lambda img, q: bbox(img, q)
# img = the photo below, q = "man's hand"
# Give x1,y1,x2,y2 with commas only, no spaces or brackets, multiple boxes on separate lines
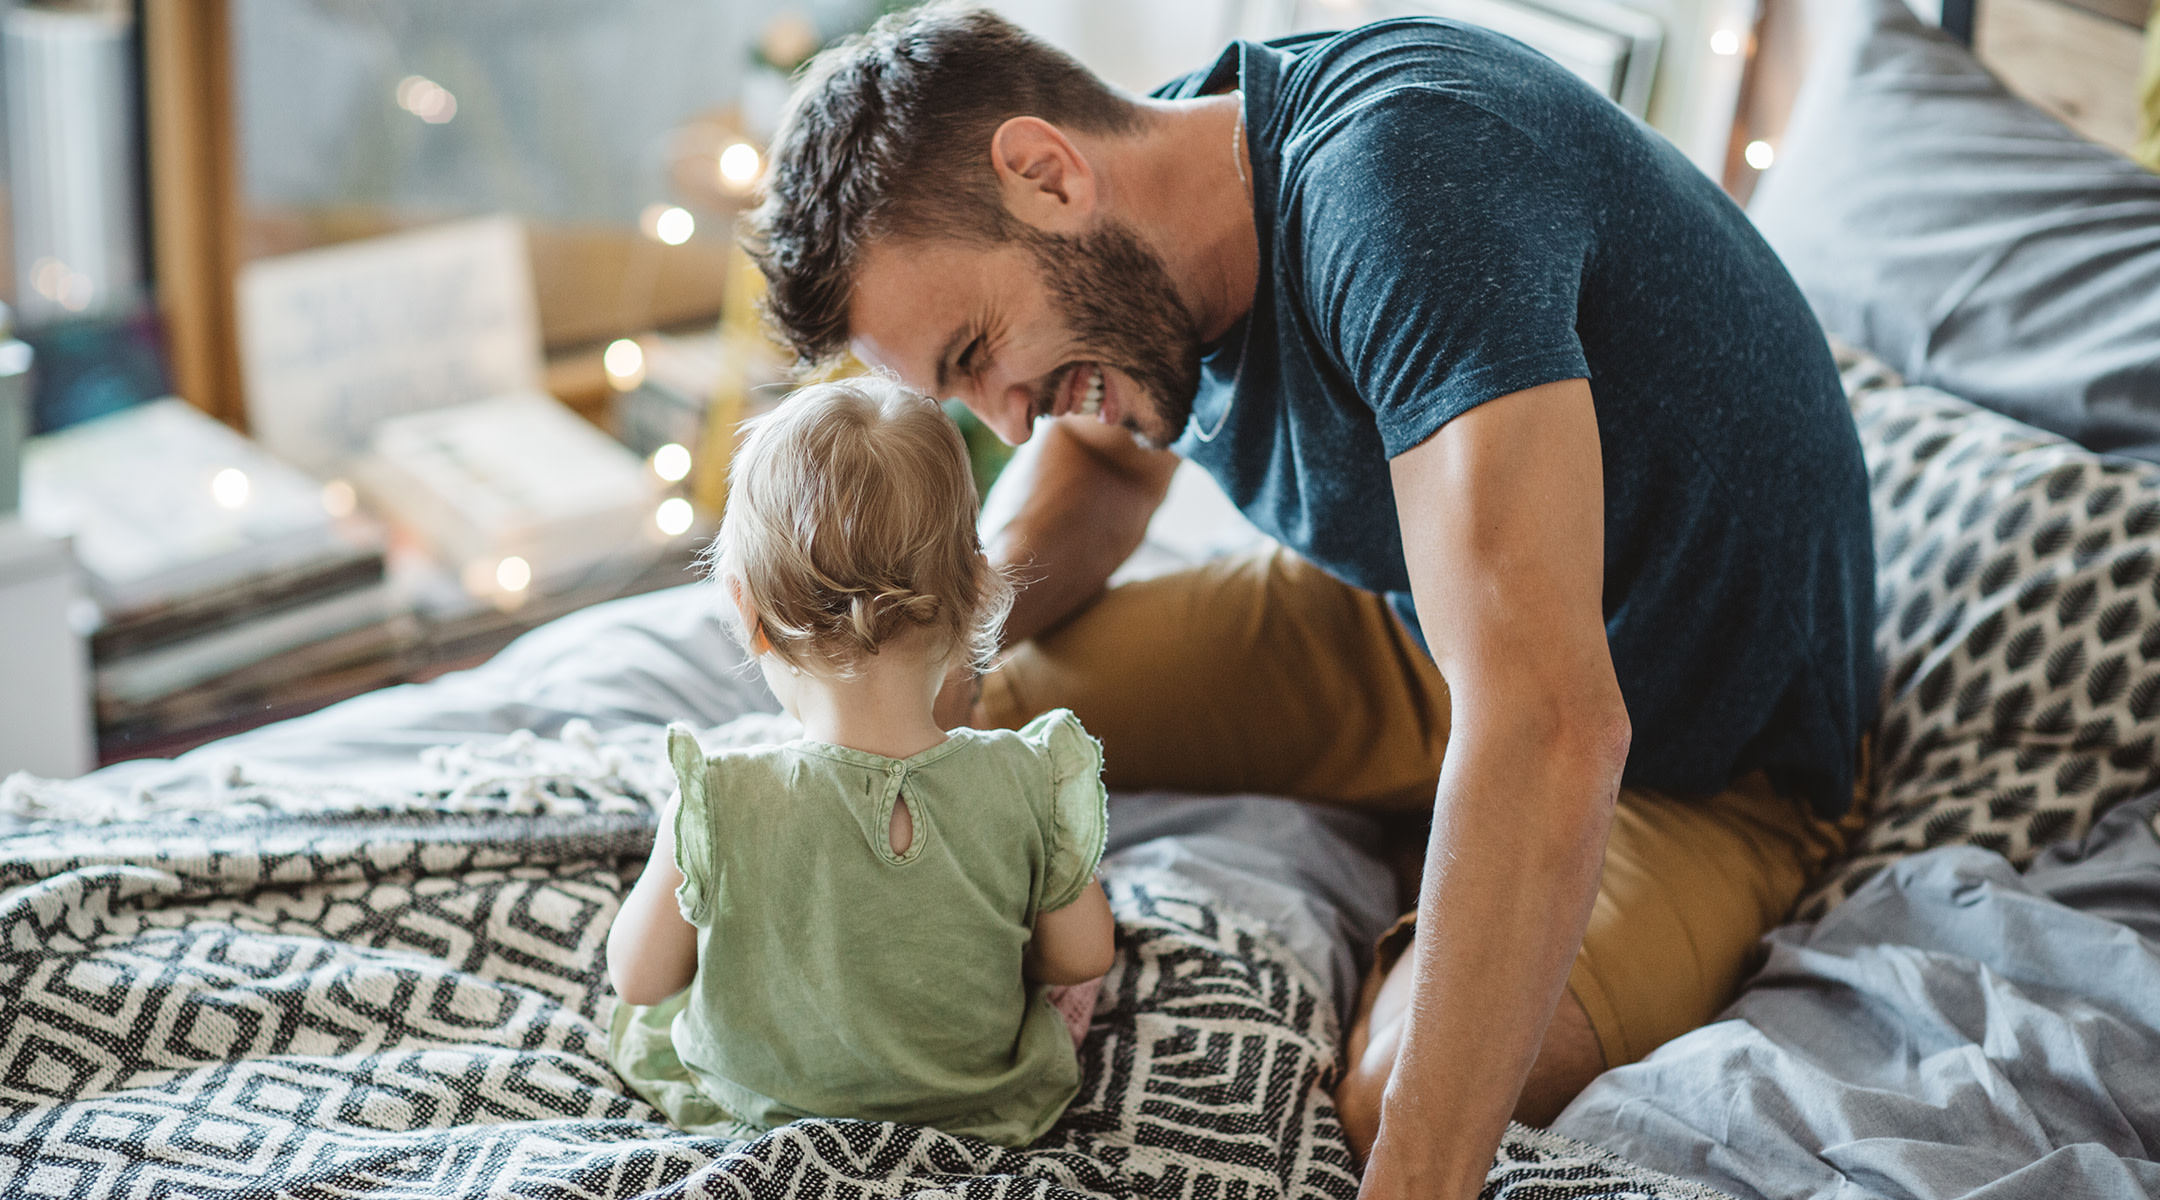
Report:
1360,378,1628,1200
980,416,1179,647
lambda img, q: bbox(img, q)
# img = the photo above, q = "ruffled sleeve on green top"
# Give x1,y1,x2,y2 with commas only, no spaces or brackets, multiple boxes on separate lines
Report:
666,723,717,926
1018,709,1108,915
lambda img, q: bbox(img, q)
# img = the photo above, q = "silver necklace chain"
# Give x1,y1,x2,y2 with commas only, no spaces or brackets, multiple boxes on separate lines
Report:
1190,95,1247,445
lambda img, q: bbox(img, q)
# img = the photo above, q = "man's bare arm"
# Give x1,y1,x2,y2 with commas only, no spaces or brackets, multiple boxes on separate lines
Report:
937,416,1177,728
981,416,1180,644
1362,378,1629,1200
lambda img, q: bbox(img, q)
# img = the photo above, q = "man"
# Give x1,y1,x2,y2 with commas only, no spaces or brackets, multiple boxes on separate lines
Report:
741,6,1876,1199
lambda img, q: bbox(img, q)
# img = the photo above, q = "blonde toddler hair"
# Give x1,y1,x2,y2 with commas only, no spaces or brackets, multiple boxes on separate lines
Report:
710,373,1013,675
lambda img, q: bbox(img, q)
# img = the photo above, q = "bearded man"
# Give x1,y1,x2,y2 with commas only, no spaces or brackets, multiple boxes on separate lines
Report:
741,6,1876,1198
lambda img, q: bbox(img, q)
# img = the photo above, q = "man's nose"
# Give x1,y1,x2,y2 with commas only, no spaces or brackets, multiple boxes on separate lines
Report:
975,379,1035,446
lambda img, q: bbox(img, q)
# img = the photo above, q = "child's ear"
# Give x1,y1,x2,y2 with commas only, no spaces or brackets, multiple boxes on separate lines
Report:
726,576,775,657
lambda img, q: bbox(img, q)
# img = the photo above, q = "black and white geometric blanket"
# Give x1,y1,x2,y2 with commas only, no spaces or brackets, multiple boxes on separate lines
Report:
0,730,1731,1200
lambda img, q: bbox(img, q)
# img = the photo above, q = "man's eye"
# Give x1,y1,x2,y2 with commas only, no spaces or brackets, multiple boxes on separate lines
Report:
960,337,986,376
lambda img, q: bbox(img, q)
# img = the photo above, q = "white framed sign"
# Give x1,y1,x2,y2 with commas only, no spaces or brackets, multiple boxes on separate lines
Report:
237,214,544,474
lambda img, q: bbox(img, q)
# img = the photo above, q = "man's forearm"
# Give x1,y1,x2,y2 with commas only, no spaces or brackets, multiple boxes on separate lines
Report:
991,522,1126,646
1363,368,1618,1200
980,418,1178,644
937,419,1177,729
1360,712,1622,1200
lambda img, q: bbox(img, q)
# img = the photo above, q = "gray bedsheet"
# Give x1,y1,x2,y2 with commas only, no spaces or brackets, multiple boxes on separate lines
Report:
1104,791,1399,1022
1554,793,2160,1200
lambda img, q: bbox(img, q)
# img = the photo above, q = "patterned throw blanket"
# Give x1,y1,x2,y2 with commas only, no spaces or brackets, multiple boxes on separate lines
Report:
0,729,1731,1200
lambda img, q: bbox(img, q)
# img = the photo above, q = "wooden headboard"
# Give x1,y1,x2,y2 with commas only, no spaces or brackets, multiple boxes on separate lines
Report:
1731,0,2151,200
1969,0,2151,152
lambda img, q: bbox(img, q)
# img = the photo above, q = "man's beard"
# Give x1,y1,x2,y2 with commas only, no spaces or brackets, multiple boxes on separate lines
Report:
1020,219,1204,449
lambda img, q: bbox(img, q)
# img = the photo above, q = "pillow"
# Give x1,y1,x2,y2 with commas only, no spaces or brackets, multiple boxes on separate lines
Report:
1749,0,2160,462
1803,347,2160,916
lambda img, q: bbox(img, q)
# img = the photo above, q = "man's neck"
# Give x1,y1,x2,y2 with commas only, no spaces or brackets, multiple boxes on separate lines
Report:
1101,94,1261,344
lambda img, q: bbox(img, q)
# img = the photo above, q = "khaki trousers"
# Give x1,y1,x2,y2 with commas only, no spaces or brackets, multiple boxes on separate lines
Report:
979,546,1853,1068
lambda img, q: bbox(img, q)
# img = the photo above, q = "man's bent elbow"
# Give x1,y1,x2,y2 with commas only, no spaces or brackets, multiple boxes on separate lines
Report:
1589,703,1632,782
1577,701,1631,786
1522,686,1630,781
1541,696,1631,823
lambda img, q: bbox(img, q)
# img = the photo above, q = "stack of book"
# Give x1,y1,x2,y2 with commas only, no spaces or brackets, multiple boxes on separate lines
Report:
22,399,406,745
352,391,663,603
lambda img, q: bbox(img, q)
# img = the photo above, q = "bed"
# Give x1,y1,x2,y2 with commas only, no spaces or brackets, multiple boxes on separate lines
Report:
6,0,2160,1195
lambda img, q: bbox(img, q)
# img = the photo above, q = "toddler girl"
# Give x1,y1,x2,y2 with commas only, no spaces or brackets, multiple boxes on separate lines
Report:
605,374,1114,1147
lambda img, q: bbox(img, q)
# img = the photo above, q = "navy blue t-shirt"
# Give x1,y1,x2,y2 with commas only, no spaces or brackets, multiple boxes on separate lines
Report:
1157,21,1877,816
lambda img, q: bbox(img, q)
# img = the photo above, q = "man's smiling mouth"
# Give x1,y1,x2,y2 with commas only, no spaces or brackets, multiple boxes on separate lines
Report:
1034,362,1108,423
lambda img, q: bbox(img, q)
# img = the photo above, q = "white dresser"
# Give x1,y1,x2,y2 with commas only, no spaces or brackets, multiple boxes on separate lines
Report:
0,518,92,778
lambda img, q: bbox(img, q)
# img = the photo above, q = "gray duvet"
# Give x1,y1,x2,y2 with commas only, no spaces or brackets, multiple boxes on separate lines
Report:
1554,793,2160,1200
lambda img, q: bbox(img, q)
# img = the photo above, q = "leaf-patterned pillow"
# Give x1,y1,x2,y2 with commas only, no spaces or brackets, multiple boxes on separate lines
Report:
1801,349,2160,917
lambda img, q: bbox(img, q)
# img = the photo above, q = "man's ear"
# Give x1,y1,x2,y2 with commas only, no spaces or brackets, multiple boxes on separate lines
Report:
990,116,1096,234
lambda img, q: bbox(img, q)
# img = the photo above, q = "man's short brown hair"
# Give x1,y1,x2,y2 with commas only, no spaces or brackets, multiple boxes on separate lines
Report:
740,4,1142,365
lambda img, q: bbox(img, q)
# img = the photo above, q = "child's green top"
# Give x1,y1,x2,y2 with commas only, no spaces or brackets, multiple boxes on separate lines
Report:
608,709,1109,1147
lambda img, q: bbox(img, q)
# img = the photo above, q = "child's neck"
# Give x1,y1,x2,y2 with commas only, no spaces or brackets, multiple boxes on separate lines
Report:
781,641,952,761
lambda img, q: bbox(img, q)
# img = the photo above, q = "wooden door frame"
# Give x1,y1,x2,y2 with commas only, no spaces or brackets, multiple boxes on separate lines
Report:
143,0,245,429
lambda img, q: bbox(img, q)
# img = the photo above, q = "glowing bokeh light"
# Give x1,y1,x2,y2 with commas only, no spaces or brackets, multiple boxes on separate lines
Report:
653,206,694,246
496,555,533,592
30,258,63,298
656,497,695,536
719,142,761,189
321,479,357,518
31,257,94,310
651,442,692,482
604,338,646,390
211,468,251,510
1744,140,1776,170
395,75,457,123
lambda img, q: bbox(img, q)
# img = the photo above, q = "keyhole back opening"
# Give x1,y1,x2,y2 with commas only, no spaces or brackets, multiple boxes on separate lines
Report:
890,793,915,857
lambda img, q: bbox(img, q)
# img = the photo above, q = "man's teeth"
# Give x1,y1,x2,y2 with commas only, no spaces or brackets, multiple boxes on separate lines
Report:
1079,369,1103,417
